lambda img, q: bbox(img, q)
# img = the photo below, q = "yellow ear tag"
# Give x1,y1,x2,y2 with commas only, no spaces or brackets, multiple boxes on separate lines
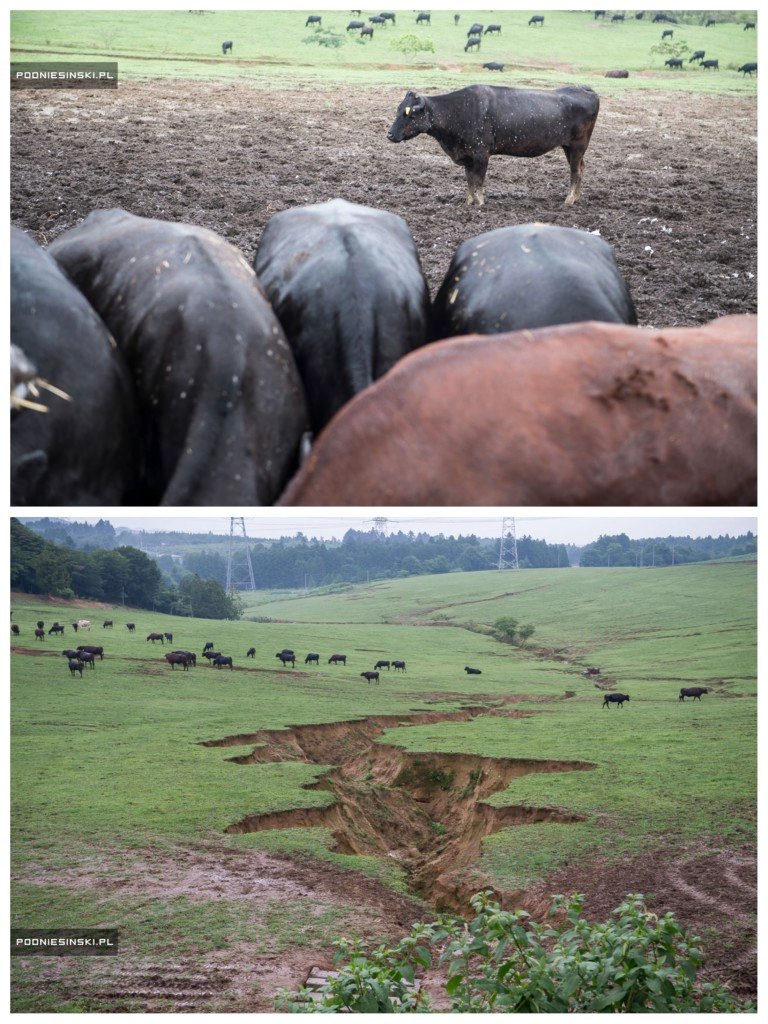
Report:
405,106,411,115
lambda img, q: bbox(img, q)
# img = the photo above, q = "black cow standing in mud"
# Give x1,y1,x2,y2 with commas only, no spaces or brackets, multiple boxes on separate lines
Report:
431,223,636,340
48,209,308,506
387,84,600,207
255,199,430,436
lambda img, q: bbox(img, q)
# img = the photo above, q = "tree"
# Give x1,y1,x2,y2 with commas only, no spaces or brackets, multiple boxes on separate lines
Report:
34,548,72,597
390,33,434,58
493,616,518,642
517,624,535,645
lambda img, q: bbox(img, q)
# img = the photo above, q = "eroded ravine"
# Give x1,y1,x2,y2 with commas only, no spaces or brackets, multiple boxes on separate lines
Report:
201,700,594,910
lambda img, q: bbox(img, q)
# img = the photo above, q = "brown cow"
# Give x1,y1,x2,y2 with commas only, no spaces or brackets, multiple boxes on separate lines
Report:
279,316,755,506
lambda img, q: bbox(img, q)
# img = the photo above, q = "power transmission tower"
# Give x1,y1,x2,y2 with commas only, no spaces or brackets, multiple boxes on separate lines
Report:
498,517,519,570
225,517,256,593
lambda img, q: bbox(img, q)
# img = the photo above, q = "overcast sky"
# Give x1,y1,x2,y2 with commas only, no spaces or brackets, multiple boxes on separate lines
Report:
22,514,758,546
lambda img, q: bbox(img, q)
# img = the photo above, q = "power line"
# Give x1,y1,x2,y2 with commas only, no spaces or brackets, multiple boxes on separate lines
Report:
225,517,256,593
498,517,519,571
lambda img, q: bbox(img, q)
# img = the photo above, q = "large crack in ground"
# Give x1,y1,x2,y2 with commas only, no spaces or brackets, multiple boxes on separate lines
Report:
201,700,594,910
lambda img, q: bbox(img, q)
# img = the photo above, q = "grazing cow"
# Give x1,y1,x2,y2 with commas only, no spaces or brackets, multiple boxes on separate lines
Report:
431,225,636,342
680,687,709,702
103,620,113,629
393,660,406,672
255,200,430,436
370,16,385,26
361,671,380,684
416,13,430,25
147,633,164,644
467,23,483,36
77,619,91,631
79,652,96,669
11,229,136,505
221,40,232,54
662,29,673,39
635,11,645,18
744,22,755,30
62,649,80,659
203,642,214,652
126,623,136,632
611,14,624,23
346,20,364,31
305,653,320,664
380,12,396,24
203,651,222,662
464,37,481,52
276,651,295,667
602,693,630,708
48,210,307,506
594,10,606,18
665,58,683,69
246,647,256,658
360,26,373,39
34,628,45,642
529,15,545,27
278,315,756,507
374,660,391,671
305,15,321,28
652,13,671,22
213,655,234,670
172,650,197,666
483,62,505,72
701,59,719,70
48,623,65,635
605,69,629,78
705,18,716,27
72,622,78,632
164,633,174,644
11,625,20,636
454,14,460,25
465,667,481,675
36,620,44,629
328,654,347,666
77,645,104,660
387,84,599,207
739,63,757,76
689,50,705,62
68,659,84,677
484,24,501,35
165,652,190,670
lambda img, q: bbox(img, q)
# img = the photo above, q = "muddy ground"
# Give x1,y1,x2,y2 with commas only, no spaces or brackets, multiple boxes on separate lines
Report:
11,79,756,326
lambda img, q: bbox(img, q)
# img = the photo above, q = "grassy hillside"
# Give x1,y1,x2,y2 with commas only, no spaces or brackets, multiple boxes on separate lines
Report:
11,559,755,1007
10,9,757,93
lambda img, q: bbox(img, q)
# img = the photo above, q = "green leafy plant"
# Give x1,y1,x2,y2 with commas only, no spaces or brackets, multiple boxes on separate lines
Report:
390,34,435,59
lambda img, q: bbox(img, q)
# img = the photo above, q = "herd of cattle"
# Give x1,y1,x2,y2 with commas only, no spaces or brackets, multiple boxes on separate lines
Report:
12,618,713,705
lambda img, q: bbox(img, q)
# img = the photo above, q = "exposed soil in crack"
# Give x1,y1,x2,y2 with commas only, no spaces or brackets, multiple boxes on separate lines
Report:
203,703,593,911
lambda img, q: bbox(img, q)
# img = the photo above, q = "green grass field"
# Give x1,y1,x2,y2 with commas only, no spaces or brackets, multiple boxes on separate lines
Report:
11,559,756,1007
10,9,758,93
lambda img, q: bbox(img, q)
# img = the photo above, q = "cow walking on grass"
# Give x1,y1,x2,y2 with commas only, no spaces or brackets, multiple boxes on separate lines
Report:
680,687,709,701
602,693,630,708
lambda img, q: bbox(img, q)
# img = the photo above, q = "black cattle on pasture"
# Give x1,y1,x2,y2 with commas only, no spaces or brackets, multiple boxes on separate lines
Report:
602,693,630,708
416,12,430,25
48,210,307,506
360,26,373,39
467,23,483,36
611,14,624,22
126,623,136,632
11,625,20,636
62,649,80,659
739,62,757,76
346,20,364,31
34,628,45,641
652,13,673,23
662,29,673,39
11,229,136,506
103,620,113,628
78,645,104,660
276,651,295,667
380,12,396,24
203,642,214,652
48,623,65,635
483,62,504,71
165,652,190,670
172,650,196,666
484,24,501,34
680,687,709,701
431,224,636,342
246,647,256,658
222,40,232,54
374,660,391,671
370,16,385,26
306,15,321,27
71,622,78,632
689,50,705,62
454,14,460,25
68,659,84,677
305,653,320,664
701,59,719,70
164,632,174,644
255,199,430,436
387,84,599,207
594,10,606,18
465,666,481,675
605,69,629,78
665,58,683,69
465,37,480,51
203,650,221,662
147,633,164,644
329,654,347,665
361,671,380,684
36,621,44,629
529,15,545,26
635,11,645,18
393,660,406,672
705,18,716,27
213,655,234,670
744,21,755,30
79,651,96,669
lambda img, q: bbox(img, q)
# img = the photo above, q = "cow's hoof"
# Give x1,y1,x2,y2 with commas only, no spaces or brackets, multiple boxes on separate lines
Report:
564,194,578,207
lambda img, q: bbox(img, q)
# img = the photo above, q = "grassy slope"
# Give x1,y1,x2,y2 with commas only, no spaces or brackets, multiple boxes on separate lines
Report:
10,9,757,93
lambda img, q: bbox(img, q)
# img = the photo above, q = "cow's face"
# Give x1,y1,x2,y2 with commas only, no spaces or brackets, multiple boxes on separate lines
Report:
387,92,429,142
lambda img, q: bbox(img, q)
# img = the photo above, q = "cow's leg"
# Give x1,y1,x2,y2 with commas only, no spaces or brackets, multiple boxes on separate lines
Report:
563,145,586,206
464,157,488,206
